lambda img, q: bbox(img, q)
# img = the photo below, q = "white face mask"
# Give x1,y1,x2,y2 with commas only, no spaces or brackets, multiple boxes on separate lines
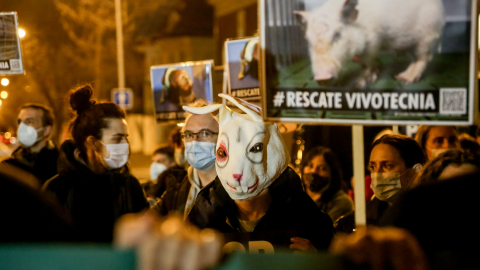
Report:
17,122,44,147
100,141,129,169
428,148,450,159
150,162,167,181
184,141,216,171
370,172,403,201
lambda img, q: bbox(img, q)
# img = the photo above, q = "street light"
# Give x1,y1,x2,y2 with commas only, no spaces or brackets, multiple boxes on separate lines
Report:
19,28,25,38
1,78,8,86
0,91,7,99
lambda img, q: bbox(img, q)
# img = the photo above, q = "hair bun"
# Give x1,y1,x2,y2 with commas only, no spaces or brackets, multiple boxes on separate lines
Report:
70,84,96,114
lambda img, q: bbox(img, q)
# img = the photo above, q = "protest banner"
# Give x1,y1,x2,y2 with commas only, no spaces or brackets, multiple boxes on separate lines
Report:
150,60,214,122
260,0,477,125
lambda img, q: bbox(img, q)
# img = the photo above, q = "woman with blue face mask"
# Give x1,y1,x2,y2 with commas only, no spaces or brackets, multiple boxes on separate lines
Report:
335,134,427,234
42,84,149,243
367,134,427,225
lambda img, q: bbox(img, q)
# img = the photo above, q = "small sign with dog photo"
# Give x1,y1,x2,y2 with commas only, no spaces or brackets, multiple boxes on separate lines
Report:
150,60,214,122
225,37,261,102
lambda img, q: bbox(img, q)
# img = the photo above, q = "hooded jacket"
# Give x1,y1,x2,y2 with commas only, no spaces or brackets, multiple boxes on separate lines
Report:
42,140,149,243
187,167,335,250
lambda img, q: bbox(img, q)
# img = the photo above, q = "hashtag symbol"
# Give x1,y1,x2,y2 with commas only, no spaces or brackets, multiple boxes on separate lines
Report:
273,91,285,107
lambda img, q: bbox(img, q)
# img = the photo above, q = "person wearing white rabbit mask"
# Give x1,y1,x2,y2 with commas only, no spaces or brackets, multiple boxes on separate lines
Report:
151,99,219,218
0,103,59,186
186,94,334,251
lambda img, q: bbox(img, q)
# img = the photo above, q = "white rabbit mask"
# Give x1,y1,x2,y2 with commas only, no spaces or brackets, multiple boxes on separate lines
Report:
183,94,290,200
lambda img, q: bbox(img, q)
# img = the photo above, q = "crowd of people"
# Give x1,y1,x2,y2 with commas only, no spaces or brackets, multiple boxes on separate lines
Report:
1,84,480,269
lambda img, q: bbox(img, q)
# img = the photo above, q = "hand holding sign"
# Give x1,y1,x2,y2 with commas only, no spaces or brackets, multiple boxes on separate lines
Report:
290,237,317,253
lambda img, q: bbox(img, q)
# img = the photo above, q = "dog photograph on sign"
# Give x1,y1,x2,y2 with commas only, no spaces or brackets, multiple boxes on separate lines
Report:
150,61,214,122
225,37,261,101
261,0,475,124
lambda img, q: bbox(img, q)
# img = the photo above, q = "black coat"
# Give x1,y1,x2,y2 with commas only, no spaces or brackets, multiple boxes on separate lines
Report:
151,166,188,199
379,171,480,269
187,167,334,250
1,171,75,243
42,140,149,243
151,172,191,216
0,141,59,185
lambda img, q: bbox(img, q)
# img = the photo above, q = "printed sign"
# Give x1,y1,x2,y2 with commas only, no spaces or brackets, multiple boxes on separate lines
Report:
225,37,261,101
222,230,296,254
260,0,476,125
150,60,214,122
0,12,24,75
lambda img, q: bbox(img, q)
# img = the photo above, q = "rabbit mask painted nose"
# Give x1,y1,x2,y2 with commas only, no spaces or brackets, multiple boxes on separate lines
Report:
183,94,290,200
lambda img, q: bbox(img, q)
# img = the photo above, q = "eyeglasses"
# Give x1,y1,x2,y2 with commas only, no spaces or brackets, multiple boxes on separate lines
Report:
181,129,218,142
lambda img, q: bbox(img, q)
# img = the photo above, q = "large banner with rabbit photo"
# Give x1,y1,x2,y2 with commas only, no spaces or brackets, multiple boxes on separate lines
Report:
260,0,477,125
150,60,214,122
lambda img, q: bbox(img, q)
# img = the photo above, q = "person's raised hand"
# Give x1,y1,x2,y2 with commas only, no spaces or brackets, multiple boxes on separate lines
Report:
290,237,317,253
114,212,222,270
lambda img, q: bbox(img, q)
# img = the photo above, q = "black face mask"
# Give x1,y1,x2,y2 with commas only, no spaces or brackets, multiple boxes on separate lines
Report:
304,173,330,193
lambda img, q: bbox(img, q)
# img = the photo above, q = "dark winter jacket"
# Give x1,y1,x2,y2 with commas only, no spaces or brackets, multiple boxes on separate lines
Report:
151,165,187,198
187,167,335,250
0,140,59,185
366,196,392,226
151,172,191,216
334,194,400,234
42,140,149,243
1,171,75,243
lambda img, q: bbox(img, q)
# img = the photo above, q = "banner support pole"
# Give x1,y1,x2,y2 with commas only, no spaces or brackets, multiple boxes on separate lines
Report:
352,125,366,227
392,125,399,135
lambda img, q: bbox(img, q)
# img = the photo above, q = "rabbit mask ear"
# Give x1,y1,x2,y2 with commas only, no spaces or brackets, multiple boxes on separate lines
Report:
183,103,225,123
219,94,262,122
214,95,290,201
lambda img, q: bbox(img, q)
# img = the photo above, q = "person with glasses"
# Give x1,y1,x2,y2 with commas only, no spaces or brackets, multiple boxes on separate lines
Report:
151,99,219,218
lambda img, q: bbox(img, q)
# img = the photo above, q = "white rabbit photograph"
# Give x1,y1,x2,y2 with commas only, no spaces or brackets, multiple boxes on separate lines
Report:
260,0,475,125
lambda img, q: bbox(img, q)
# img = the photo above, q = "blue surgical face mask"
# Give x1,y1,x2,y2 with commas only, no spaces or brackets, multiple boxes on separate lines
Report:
370,172,402,201
184,141,216,171
150,162,167,181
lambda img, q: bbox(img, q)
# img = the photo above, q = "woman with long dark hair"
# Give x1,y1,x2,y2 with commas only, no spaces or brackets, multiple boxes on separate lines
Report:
43,84,149,242
301,146,353,223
